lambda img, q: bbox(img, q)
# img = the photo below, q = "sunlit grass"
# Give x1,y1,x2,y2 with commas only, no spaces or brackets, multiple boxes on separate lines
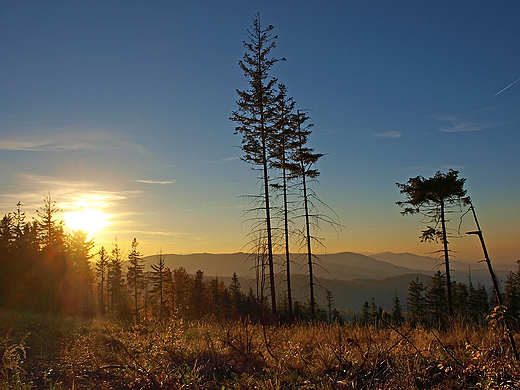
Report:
1,314,519,389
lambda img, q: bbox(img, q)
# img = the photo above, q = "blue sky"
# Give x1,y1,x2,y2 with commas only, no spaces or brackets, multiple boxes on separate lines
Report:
1,1,519,266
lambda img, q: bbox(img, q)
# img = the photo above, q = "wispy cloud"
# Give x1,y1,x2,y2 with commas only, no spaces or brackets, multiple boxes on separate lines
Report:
375,131,402,138
212,156,239,164
0,173,133,214
0,131,148,154
104,229,183,237
435,114,490,133
135,180,176,185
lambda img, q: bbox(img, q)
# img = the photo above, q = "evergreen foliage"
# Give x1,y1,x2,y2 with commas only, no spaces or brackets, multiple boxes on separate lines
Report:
407,277,427,327
231,14,283,316
397,169,468,317
127,238,145,322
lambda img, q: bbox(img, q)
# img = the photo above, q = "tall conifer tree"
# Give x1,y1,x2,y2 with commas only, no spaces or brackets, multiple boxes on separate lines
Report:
231,14,284,316
397,169,467,318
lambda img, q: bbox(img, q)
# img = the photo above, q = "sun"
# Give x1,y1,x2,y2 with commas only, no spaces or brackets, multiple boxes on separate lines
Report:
63,208,110,234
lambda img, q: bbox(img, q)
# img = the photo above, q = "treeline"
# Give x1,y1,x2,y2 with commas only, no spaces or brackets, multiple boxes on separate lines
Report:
0,197,94,315
0,196,333,323
357,267,520,330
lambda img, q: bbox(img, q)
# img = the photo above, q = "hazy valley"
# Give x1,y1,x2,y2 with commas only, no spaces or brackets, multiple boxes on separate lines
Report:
142,251,510,312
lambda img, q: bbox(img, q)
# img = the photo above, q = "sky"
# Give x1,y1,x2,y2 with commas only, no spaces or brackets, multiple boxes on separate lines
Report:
1,1,519,267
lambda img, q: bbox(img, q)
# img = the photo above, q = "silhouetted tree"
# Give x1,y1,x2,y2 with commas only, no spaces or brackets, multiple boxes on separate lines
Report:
150,250,170,320
397,169,467,317
291,110,324,320
369,298,380,327
270,83,298,322
452,281,469,321
361,301,370,326
467,279,490,326
15,219,39,310
231,14,285,316
391,292,405,326
96,246,109,315
325,289,335,323
191,270,206,319
0,214,14,307
127,238,144,322
229,272,244,317
426,271,448,328
407,277,427,327
505,261,520,329
171,267,192,316
36,194,67,313
66,229,95,316
108,238,125,315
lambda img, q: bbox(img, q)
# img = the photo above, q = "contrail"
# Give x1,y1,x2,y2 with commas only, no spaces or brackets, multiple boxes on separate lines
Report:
495,77,520,96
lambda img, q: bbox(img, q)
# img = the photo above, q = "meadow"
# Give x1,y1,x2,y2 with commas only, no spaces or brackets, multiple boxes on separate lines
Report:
1,312,519,389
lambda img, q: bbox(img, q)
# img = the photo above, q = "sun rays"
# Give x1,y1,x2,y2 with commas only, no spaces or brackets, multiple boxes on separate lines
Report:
63,208,110,234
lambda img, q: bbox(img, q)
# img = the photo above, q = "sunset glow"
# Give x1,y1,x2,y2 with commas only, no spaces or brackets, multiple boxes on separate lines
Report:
63,209,110,234
0,1,518,266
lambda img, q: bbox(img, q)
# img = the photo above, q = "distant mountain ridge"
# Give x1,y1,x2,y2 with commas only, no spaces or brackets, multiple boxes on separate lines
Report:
143,251,419,280
370,251,485,272
141,251,510,312
142,251,506,282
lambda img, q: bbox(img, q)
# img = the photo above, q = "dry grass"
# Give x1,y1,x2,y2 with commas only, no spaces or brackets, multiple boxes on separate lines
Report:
1,313,519,389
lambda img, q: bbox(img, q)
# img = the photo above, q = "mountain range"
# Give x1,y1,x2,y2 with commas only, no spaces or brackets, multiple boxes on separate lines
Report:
142,251,512,312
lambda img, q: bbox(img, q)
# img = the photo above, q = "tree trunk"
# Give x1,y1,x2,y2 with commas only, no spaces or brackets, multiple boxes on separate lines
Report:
440,200,453,318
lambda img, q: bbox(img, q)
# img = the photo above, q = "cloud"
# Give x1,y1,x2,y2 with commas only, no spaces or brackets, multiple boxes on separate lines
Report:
0,131,148,153
135,179,176,185
440,122,488,133
212,156,239,164
104,229,183,237
0,173,132,214
435,114,489,133
375,131,401,138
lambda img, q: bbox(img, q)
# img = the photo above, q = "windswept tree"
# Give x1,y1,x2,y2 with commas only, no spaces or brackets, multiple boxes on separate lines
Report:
396,169,467,317
231,14,284,316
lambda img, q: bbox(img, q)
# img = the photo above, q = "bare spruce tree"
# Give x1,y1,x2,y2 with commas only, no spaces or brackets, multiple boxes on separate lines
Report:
270,83,298,321
231,14,284,316
291,110,324,320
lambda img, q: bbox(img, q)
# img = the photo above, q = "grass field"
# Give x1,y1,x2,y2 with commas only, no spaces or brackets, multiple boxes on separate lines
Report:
1,312,519,389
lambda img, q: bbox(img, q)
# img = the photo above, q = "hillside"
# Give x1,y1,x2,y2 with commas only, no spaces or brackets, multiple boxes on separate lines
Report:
143,252,419,280
142,251,510,312
370,251,476,272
